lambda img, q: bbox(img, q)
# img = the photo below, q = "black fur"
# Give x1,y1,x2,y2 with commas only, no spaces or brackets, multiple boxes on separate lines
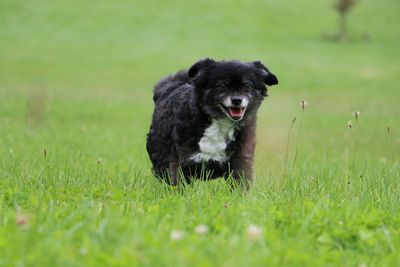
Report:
146,58,278,186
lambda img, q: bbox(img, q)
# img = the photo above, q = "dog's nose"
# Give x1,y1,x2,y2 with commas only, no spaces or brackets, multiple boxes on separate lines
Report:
231,97,242,106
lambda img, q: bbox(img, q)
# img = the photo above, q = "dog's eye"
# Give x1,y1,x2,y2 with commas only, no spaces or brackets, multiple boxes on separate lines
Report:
243,84,252,91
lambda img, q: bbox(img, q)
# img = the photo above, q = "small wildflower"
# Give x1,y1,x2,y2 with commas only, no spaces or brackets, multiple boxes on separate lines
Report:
347,121,352,129
16,210,29,229
352,111,361,121
78,247,88,255
301,100,308,110
247,224,263,241
195,224,209,235
170,230,184,241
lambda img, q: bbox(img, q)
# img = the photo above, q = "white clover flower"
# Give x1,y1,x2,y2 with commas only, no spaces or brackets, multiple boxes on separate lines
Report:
170,230,185,241
195,224,209,235
247,224,263,241
78,247,88,255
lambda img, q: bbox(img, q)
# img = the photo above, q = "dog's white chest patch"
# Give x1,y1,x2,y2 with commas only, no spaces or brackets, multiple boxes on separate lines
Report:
190,119,236,163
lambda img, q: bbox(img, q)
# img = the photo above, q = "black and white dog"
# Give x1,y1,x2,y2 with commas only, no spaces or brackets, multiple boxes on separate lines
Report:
146,58,278,187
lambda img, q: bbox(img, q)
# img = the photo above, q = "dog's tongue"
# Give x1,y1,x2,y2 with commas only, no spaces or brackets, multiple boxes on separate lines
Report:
229,107,244,119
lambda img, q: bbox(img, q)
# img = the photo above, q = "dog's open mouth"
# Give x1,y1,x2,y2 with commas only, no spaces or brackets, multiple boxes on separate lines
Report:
219,104,246,121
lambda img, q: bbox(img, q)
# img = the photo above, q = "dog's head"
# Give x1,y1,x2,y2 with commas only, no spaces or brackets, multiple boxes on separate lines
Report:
188,58,278,124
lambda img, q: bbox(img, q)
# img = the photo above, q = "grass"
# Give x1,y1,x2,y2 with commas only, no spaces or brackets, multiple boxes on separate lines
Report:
0,0,399,266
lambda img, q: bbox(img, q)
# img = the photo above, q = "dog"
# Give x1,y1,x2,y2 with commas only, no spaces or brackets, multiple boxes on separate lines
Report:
146,58,278,187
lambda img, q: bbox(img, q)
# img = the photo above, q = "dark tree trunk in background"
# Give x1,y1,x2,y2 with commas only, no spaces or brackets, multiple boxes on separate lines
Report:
339,11,347,41
334,0,359,41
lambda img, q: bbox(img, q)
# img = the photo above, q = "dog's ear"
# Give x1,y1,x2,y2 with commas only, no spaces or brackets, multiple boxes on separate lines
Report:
188,58,216,78
252,61,278,86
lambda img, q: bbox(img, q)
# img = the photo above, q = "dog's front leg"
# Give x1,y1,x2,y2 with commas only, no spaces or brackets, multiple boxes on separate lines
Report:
228,162,254,189
168,160,179,186
228,119,257,189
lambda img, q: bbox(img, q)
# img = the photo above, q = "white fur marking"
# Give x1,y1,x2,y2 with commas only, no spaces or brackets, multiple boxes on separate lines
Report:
190,119,236,163
242,97,249,107
222,97,232,107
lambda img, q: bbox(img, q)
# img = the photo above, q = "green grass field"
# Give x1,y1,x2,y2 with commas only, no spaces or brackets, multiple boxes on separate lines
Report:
1,0,399,266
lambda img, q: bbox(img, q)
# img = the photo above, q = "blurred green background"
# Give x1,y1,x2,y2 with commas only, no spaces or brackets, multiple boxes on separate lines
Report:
1,0,399,174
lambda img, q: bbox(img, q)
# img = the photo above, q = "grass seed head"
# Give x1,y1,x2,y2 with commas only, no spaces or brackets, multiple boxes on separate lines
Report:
347,121,353,129
352,111,360,121
301,100,308,110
